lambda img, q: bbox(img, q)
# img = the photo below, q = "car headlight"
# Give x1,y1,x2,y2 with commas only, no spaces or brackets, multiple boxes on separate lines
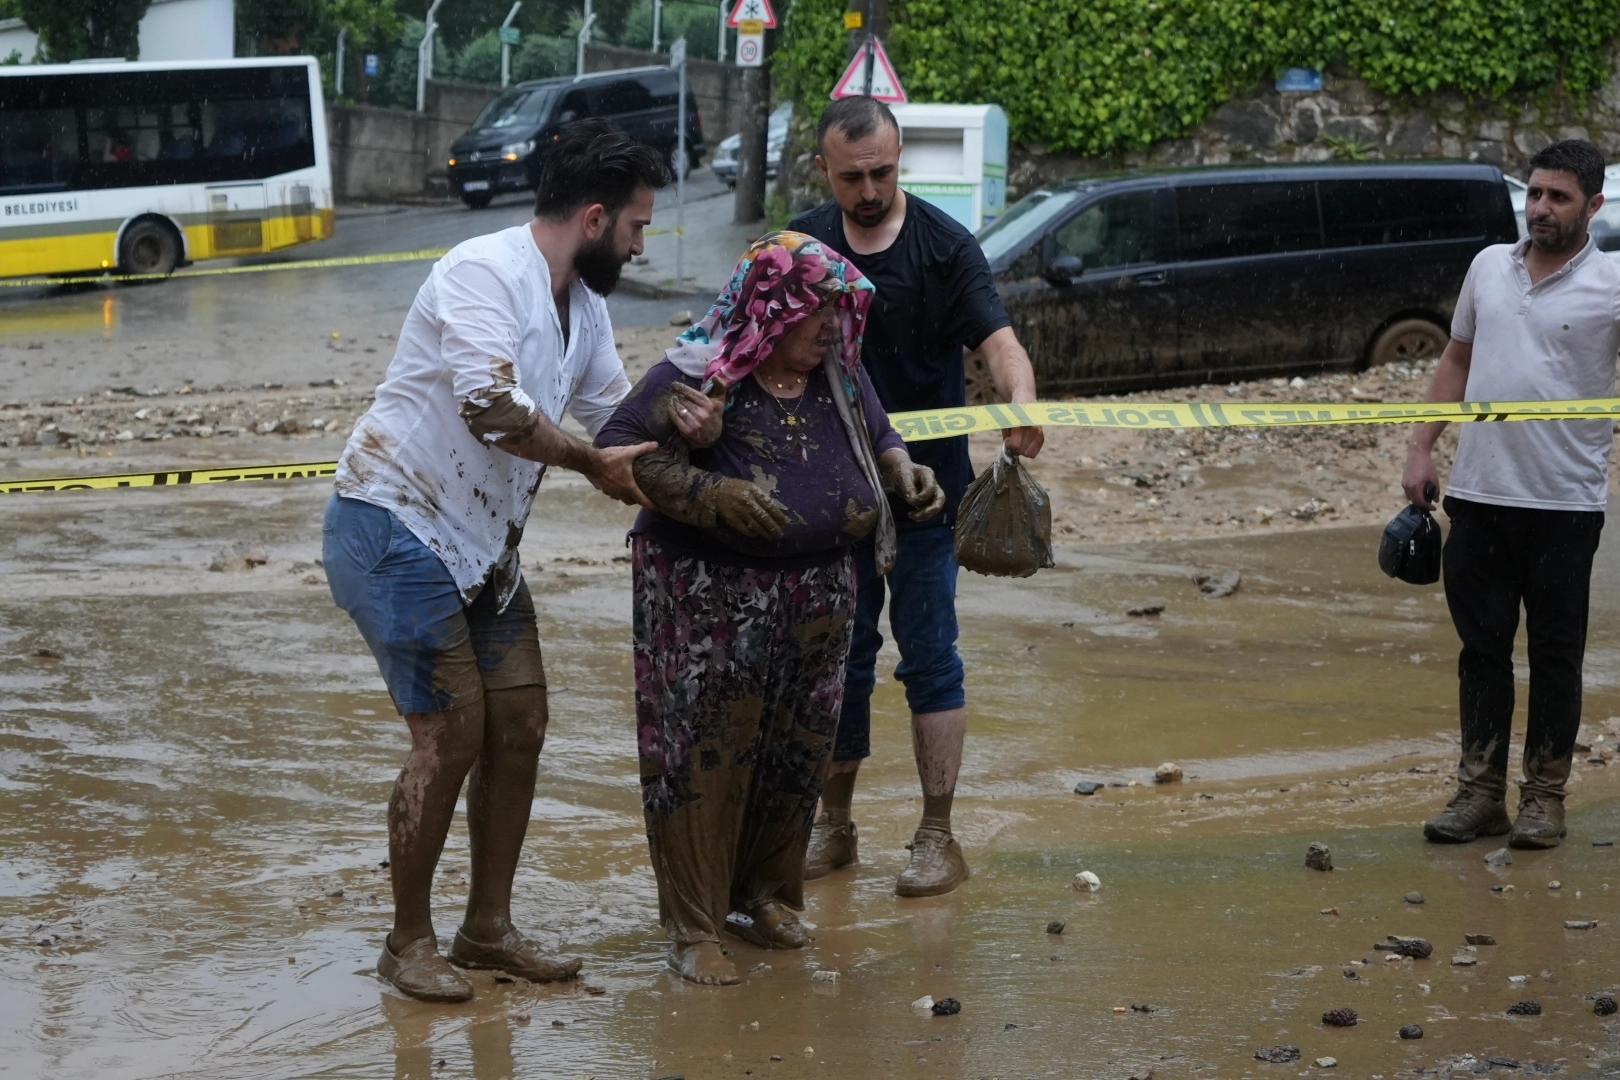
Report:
501,139,535,161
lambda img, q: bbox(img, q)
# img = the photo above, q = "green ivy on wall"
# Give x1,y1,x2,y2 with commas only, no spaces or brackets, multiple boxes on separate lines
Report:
776,0,1620,155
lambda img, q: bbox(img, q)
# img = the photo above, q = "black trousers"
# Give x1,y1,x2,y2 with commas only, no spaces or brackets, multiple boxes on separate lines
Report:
1441,496,1603,797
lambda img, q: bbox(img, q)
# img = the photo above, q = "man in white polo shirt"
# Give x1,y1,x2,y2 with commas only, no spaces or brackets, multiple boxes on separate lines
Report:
323,120,719,1002
1404,140,1620,850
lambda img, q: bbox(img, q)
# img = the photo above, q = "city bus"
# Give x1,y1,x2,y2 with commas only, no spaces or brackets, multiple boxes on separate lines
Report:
0,56,333,279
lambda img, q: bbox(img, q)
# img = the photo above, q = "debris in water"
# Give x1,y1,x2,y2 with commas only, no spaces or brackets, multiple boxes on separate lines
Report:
1484,847,1513,867
30,647,63,660
1154,762,1183,783
931,997,961,1016
1565,920,1599,929
551,1019,565,1028
1046,920,1066,935
1072,870,1102,892
1320,907,1339,916
1127,599,1166,617
1195,570,1241,598
1404,891,1424,905
1315,1057,1338,1069
1548,880,1562,890
1452,947,1478,966
811,970,839,983
1490,883,1514,893
1321,1007,1358,1027
1255,1045,1301,1063
1073,780,1100,795
1594,839,1614,847
911,995,934,1010
1305,842,1333,871
1130,1003,1158,1013
582,985,605,995
1399,1023,1423,1039
1594,996,1617,1016
1465,933,1496,945
1372,936,1432,959
1508,975,1528,984
1505,1000,1542,1016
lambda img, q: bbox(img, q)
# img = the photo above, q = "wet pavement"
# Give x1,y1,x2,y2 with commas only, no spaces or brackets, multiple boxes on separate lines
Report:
4,473,1618,1079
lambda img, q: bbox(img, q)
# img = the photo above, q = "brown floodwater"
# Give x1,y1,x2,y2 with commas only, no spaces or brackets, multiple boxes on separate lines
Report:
3,473,1618,1079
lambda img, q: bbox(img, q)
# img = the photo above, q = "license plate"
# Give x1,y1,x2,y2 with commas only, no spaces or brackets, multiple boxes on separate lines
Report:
462,180,490,192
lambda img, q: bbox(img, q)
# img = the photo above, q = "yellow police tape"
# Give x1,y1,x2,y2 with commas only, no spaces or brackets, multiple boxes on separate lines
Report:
6,396,1620,494
0,248,451,288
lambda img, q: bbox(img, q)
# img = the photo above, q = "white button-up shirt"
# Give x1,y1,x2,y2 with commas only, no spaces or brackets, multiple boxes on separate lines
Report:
335,224,630,607
1449,236,1620,512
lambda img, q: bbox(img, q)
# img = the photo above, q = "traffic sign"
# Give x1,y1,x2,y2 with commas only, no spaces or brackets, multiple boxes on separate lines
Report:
830,38,907,102
497,25,520,45
736,30,764,66
726,0,777,29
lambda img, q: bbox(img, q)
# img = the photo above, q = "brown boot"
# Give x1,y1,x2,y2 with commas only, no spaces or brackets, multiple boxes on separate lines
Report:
377,934,474,1003
1509,789,1566,848
449,927,582,983
1423,785,1511,843
805,813,858,880
895,824,969,897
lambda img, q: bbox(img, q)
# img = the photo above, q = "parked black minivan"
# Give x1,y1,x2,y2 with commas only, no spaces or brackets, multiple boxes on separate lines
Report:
972,162,1517,397
447,66,704,209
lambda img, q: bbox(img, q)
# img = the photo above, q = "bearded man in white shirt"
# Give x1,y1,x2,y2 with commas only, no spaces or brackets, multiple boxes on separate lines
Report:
1404,140,1620,851
323,120,721,1002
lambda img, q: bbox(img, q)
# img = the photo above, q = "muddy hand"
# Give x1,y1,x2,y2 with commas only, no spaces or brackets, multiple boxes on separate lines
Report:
587,442,658,509
668,382,724,448
879,449,945,521
1002,425,1045,458
707,477,789,538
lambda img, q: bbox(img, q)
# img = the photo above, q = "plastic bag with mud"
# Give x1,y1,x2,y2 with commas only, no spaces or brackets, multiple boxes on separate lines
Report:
953,449,1055,578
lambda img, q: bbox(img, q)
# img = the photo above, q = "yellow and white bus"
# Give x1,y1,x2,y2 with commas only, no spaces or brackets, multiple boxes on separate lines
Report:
0,56,333,279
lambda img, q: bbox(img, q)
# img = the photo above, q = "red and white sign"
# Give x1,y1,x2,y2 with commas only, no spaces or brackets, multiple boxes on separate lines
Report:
831,38,907,103
736,32,763,66
726,0,777,29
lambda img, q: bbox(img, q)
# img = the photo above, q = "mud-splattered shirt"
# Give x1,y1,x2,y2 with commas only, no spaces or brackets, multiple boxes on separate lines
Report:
335,224,630,608
597,359,905,568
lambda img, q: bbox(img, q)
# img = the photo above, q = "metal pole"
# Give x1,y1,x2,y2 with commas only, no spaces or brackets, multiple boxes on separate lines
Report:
576,1,595,79
863,0,875,94
417,0,443,112
335,27,346,96
672,38,687,281
500,1,521,87
717,0,726,63
652,0,662,52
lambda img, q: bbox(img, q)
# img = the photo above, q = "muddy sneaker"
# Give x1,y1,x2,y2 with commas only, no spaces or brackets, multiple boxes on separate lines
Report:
1509,790,1567,849
804,814,858,880
377,934,474,1003
449,927,583,983
895,824,969,897
1422,786,1511,844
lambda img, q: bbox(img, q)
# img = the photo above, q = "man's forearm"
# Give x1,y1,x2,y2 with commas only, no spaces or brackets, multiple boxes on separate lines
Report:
1408,339,1473,455
462,390,600,474
981,326,1038,402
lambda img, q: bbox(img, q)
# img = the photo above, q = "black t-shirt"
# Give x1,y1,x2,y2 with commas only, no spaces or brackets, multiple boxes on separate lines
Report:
790,195,1010,530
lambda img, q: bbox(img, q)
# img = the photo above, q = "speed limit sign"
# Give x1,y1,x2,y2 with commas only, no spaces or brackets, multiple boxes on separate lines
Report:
736,30,763,66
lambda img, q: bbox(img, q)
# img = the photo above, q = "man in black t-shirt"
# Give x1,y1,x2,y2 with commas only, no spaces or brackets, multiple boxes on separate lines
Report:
792,96,1044,897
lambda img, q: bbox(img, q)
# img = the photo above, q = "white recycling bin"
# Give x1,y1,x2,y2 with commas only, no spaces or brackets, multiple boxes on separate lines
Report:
890,103,1008,232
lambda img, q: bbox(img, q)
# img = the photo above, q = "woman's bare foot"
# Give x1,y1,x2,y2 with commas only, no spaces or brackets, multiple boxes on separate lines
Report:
669,940,739,985
728,901,809,949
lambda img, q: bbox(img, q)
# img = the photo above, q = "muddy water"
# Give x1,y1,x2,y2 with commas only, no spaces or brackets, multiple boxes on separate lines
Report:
3,477,1618,1079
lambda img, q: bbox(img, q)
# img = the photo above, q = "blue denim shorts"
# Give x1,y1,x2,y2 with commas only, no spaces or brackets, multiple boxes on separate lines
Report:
322,494,546,714
834,525,966,761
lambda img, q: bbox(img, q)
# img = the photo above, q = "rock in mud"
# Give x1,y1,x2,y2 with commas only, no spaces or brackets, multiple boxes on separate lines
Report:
1072,870,1102,892
1405,891,1424,905
1452,947,1478,966
1484,847,1513,867
1321,1007,1358,1027
1564,920,1598,930
30,647,63,660
1130,1003,1158,1013
1315,1057,1338,1069
1255,1045,1302,1063
1046,920,1066,935
1505,1000,1542,1016
810,970,839,983
1154,762,1183,784
1374,936,1432,959
1465,933,1496,946
1399,1023,1424,1039
931,997,961,1016
1305,842,1333,871
1195,570,1241,599
1127,599,1167,617
668,309,693,326
1594,995,1617,1016
1073,780,1100,795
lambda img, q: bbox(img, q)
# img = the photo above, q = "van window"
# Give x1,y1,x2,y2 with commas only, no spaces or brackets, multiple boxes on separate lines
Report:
593,79,654,117
638,74,678,109
1053,192,1156,269
1176,183,1321,261
555,88,590,123
472,87,555,131
1319,178,1480,246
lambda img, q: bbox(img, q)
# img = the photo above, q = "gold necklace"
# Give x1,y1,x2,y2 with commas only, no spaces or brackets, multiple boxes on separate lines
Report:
769,384,808,427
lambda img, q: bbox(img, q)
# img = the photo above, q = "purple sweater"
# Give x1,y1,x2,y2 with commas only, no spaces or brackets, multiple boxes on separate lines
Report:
597,359,906,567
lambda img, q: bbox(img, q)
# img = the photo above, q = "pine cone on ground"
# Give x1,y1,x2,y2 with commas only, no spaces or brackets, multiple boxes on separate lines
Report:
1322,1007,1359,1027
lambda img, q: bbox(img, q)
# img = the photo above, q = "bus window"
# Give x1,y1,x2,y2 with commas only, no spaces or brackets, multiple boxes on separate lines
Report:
0,107,78,194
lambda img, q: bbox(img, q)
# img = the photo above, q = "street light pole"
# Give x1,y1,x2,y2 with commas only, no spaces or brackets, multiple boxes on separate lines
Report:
670,37,687,282
652,0,662,52
335,27,346,96
500,1,522,87
576,0,595,79
416,0,443,112
716,0,726,63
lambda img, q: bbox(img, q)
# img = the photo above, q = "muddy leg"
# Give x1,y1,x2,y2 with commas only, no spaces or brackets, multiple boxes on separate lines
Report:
911,707,965,828
820,763,858,823
390,703,485,951
463,685,547,940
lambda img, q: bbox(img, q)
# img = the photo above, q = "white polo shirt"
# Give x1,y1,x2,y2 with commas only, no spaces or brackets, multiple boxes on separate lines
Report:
1448,236,1620,512
335,224,630,608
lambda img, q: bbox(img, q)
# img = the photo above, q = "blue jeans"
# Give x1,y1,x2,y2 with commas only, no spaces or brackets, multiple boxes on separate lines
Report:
834,526,965,762
323,494,546,714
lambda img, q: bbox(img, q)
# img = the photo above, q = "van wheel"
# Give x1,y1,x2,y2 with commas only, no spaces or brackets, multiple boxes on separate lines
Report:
119,219,180,279
462,193,493,210
1368,318,1447,368
965,348,993,406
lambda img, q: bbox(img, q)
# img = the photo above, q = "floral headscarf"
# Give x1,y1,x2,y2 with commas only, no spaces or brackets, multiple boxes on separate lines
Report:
663,231,874,391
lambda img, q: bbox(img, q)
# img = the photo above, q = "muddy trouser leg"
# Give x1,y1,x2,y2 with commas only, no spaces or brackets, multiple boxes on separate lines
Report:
1519,507,1603,798
832,539,884,765
632,536,760,946
733,555,857,913
1441,496,1521,799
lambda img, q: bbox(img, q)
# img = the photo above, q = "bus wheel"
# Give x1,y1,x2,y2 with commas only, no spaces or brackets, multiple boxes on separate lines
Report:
119,219,180,279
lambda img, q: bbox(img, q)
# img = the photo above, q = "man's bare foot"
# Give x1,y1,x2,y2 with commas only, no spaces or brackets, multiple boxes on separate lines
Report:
726,900,809,949
669,940,739,985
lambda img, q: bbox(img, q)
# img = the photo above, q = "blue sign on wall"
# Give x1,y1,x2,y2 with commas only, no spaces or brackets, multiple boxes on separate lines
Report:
1275,67,1323,92
363,53,380,77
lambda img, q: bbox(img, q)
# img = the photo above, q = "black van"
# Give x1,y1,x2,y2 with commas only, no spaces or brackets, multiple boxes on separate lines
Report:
447,66,704,209
972,162,1517,397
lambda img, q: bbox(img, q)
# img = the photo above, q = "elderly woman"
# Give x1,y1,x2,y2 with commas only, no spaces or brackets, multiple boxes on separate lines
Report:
596,232,943,985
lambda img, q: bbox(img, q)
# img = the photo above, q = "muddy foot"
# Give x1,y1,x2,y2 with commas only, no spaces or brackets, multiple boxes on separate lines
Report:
670,941,739,985
727,901,809,949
